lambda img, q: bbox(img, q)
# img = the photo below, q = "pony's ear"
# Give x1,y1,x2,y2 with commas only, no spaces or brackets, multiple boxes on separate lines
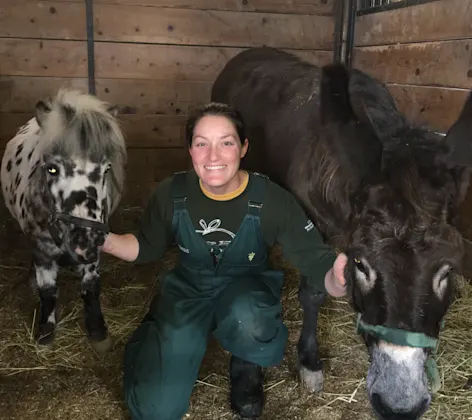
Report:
107,105,119,117
35,98,52,127
445,92,472,167
348,69,407,141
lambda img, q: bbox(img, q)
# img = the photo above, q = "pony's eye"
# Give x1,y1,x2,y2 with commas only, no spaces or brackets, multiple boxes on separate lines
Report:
46,165,59,175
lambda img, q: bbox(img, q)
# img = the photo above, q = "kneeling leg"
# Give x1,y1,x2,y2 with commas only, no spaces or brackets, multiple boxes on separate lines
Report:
124,294,213,420
214,274,288,418
297,275,326,393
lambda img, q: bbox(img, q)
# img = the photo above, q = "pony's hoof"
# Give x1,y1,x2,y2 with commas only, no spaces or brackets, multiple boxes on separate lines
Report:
90,334,112,354
36,323,55,347
300,366,324,393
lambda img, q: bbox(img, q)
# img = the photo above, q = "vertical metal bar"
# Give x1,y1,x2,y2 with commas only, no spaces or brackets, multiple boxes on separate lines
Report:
85,0,96,95
333,0,345,63
345,0,357,68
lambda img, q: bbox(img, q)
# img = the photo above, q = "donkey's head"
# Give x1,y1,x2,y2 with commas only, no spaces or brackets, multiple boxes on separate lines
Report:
321,65,472,418
34,89,127,264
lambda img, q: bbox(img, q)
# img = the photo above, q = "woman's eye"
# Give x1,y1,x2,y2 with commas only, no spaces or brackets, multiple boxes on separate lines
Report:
224,141,234,146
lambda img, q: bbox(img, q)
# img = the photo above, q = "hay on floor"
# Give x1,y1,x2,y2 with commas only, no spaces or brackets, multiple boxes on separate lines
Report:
0,207,471,420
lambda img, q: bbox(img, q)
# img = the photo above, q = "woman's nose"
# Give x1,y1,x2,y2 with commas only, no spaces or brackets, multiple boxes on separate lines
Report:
209,145,219,160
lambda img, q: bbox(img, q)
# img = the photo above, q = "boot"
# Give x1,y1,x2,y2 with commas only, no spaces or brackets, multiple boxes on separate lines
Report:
230,355,264,419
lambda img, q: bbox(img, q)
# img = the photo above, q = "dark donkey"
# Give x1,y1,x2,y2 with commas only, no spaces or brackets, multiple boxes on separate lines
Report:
211,47,472,419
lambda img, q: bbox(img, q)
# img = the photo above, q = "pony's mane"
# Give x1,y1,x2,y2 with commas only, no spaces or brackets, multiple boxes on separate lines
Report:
37,89,127,213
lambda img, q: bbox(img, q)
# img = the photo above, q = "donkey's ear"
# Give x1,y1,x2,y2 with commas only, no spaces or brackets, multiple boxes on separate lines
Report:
320,63,352,125
446,92,472,167
348,69,407,141
35,98,52,128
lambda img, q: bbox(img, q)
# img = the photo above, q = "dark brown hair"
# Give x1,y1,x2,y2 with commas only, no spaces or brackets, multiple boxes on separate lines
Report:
185,102,246,146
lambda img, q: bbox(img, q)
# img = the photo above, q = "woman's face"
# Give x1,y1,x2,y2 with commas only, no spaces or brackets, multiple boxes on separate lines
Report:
189,115,248,195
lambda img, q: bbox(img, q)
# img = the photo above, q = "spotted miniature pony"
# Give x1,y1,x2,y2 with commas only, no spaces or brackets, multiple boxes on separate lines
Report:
0,89,127,352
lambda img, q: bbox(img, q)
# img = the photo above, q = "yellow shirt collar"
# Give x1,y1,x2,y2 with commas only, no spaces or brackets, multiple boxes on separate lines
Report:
199,171,249,201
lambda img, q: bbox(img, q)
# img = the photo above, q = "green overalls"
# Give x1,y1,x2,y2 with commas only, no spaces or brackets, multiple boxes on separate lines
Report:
123,171,289,420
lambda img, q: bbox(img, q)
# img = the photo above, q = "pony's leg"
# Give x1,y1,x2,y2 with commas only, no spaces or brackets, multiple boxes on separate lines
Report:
79,261,111,353
31,253,59,346
297,275,326,393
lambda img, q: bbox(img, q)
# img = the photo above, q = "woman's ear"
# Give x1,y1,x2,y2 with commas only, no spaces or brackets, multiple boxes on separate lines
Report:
240,138,249,158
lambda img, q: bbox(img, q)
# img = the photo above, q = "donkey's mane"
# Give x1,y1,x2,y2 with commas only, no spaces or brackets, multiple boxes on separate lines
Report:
37,89,127,213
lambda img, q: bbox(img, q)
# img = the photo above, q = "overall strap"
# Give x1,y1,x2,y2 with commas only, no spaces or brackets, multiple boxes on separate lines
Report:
247,172,268,217
171,171,188,233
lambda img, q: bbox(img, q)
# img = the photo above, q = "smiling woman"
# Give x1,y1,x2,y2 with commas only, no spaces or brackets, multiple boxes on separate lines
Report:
101,102,348,420
187,103,249,196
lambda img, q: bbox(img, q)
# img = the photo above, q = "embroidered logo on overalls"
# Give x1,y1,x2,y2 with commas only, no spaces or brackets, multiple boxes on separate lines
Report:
304,220,315,232
196,219,236,238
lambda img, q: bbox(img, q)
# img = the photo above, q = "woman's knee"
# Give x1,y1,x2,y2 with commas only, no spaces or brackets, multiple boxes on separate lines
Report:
124,380,188,420
216,289,283,342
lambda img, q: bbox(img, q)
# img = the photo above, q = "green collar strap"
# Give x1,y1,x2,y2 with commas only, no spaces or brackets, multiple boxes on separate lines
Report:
356,313,443,393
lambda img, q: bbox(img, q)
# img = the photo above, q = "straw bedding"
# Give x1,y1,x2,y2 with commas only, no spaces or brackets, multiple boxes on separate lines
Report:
0,205,471,420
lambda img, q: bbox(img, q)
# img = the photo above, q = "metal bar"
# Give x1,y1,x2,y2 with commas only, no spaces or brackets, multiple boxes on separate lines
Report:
333,0,345,63
333,0,357,68
357,0,440,16
85,0,96,95
345,0,357,67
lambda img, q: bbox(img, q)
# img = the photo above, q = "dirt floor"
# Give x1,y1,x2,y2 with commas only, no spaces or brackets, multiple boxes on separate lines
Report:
0,204,471,420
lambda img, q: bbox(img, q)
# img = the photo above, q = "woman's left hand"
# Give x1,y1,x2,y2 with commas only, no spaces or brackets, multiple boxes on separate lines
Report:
324,253,348,297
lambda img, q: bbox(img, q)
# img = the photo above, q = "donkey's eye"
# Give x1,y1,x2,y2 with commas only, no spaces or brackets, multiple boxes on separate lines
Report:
354,257,367,274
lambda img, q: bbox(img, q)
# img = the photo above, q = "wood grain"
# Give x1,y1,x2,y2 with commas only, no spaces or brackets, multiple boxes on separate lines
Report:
125,148,189,183
119,115,186,148
94,43,333,81
388,84,470,132
14,0,334,14
0,39,88,78
0,0,86,40
353,40,472,89
92,0,334,15
95,78,212,115
0,77,88,113
356,0,472,46
94,4,334,50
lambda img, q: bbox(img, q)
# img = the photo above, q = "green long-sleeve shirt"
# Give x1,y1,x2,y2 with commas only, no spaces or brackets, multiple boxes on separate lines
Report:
133,170,336,293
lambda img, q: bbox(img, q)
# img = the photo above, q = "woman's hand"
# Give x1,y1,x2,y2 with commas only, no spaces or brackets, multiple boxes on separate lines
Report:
101,232,140,262
324,253,348,297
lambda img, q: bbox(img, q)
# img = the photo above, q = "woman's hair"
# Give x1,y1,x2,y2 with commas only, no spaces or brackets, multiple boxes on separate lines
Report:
185,102,246,146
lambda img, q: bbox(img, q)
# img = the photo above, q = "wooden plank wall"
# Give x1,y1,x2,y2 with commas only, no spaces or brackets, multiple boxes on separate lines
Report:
353,0,472,273
0,0,336,207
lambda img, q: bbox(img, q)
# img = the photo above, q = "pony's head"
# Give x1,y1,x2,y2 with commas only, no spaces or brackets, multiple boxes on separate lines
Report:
33,89,127,264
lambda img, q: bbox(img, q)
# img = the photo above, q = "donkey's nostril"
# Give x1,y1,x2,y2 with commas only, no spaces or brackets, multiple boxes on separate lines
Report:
372,393,392,417
372,393,431,419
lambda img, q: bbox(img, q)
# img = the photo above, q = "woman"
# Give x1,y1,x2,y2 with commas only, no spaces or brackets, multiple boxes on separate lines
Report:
102,102,347,420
